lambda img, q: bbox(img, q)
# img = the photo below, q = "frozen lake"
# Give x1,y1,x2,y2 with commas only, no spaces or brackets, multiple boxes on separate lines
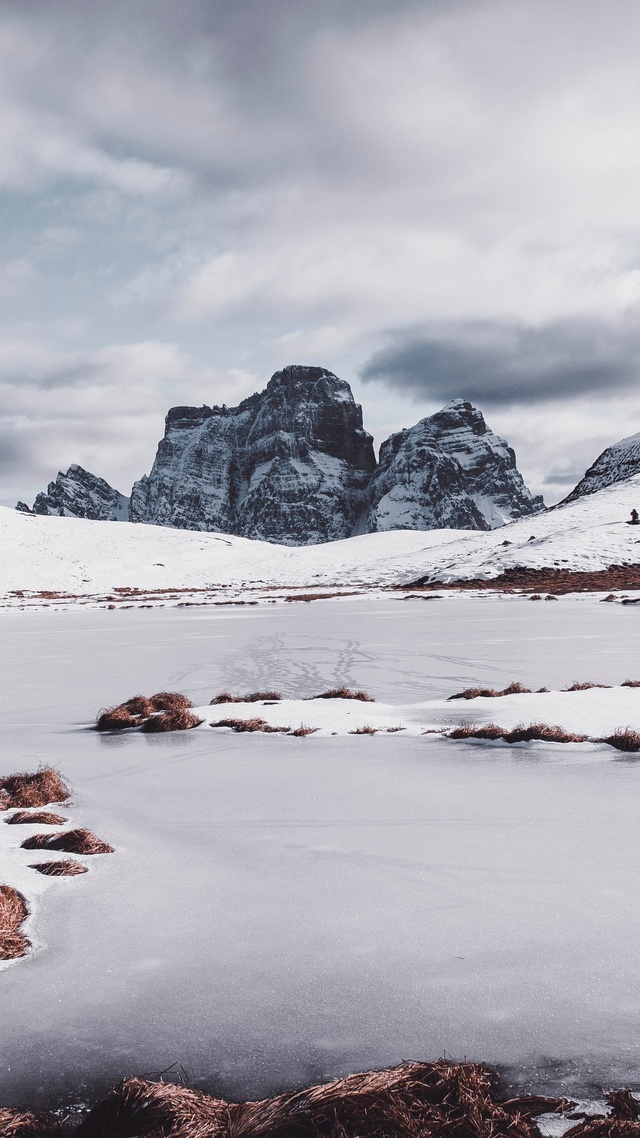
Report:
2,597,640,1110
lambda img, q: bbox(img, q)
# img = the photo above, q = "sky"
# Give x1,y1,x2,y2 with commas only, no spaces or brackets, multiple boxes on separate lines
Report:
3,0,640,508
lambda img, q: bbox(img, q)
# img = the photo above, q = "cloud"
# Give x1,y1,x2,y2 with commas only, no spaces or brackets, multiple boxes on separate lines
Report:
359,317,640,405
0,338,257,506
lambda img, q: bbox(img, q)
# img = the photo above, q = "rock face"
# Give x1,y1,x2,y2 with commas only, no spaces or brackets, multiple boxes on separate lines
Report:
365,399,544,533
17,373,544,542
562,432,640,503
22,465,129,521
129,365,376,545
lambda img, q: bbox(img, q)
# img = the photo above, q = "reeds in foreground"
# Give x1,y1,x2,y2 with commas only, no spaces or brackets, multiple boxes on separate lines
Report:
0,768,69,811
72,1059,577,1138
21,829,114,855
30,860,88,877
0,884,30,961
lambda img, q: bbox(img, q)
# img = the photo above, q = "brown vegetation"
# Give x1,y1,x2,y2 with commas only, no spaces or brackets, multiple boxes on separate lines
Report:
141,710,203,733
6,811,67,825
563,681,609,692
622,680,640,688
149,692,194,711
601,729,640,752
72,1059,577,1138
210,691,282,704
289,725,318,736
0,768,69,811
311,688,375,701
210,717,288,733
405,563,640,594
97,692,194,731
349,725,377,734
449,723,588,744
0,884,30,961
30,860,88,877
0,1107,63,1136
21,828,114,855
96,706,142,731
448,682,532,700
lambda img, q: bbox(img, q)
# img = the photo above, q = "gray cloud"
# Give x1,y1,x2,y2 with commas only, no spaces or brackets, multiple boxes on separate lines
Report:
359,318,640,406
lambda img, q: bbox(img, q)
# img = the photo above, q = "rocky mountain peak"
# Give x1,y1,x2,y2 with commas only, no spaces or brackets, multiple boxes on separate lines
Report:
19,465,129,521
562,431,640,503
129,365,376,545
365,399,543,533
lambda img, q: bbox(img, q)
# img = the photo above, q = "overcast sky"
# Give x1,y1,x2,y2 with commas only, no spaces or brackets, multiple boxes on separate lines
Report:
3,0,640,507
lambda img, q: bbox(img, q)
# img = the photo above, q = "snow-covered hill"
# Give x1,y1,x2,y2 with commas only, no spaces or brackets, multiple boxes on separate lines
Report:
3,468,640,602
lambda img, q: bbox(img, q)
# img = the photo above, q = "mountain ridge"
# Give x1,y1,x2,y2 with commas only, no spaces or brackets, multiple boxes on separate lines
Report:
16,364,543,542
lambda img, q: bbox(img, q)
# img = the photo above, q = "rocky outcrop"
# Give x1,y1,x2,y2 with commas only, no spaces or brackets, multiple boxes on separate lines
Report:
21,465,129,521
365,399,544,532
562,432,640,503
17,374,543,542
129,366,376,545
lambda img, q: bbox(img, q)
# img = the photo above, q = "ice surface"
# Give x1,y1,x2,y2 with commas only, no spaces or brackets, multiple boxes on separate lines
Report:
3,599,640,1110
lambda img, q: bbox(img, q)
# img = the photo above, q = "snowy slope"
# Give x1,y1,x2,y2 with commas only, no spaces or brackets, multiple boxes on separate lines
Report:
3,469,640,599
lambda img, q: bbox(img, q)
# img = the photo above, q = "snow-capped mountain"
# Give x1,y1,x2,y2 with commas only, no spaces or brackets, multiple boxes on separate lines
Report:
17,465,129,521
130,365,376,545
563,431,640,503
365,399,544,532
16,367,542,543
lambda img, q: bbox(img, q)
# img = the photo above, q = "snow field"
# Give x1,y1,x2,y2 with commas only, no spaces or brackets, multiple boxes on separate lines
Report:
3,467,640,604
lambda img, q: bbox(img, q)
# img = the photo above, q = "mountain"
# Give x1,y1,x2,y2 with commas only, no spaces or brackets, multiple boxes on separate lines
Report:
16,368,543,543
562,432,640,503
365,399,544,532
17,465,129,521
129,365,376,545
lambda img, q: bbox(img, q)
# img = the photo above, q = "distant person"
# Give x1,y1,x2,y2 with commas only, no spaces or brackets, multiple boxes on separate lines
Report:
628,509,640,525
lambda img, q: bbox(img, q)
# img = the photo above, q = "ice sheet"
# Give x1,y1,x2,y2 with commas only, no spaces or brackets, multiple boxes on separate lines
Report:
2,599,640,1110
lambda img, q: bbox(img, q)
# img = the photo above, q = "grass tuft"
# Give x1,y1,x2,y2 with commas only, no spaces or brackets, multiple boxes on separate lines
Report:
141,710,203,733
600,728,640,752
209,691,282,705
21,828,114,855
448,682,532,701
0,884,30,961
349,725,377,735
311,688,375,702
0,768,69,811
449,722,587,744
6,811,67,826
30,860,88,877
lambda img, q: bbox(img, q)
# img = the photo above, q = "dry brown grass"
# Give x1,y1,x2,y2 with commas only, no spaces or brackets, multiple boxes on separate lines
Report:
0,1107,63,1135
210,717,288,733
289,725,318,736
311,688,375,702
30,860,88,877
141,710,203,733
96,706,141,731
448,682,532,701
0,768,69,811
21,828,114,855
210,691,282,704
386,726,406,732
601,729,640,752
349,725,377,735
622,680,640,688
0,884,30,961
75,1077,230,1138
563,681,610,691
74,1059,574,1138
149,692,194,711
120,695,156,717
449,723,587,744
6,811,67,825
